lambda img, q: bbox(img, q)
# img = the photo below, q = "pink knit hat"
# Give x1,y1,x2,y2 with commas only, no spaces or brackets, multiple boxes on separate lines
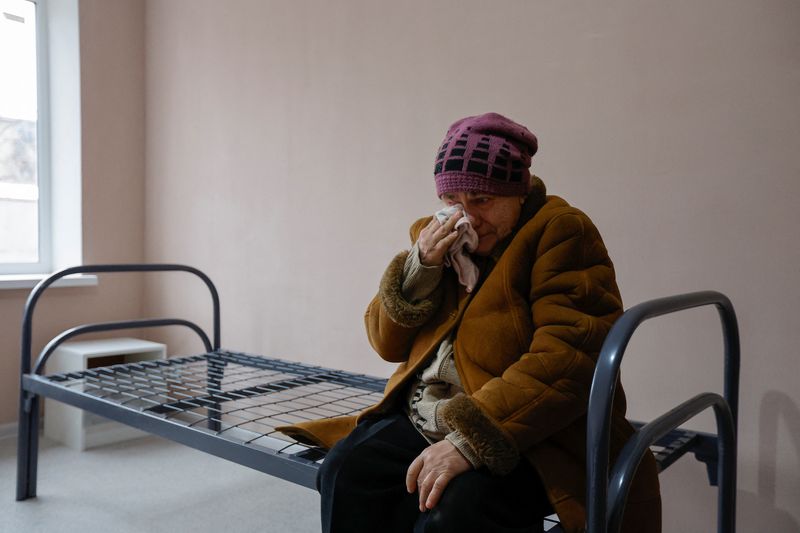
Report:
434,112,538,197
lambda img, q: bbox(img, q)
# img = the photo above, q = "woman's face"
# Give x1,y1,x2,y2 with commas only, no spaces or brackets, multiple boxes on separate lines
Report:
441,191,524,256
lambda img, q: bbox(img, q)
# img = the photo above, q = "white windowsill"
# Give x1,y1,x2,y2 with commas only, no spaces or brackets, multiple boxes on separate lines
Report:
0,273,98,290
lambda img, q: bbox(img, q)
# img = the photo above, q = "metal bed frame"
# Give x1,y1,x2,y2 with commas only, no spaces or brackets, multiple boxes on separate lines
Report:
16,264,739,533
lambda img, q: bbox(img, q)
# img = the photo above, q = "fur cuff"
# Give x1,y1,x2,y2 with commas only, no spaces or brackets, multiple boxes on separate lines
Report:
441,393,519,475
379,251,442,328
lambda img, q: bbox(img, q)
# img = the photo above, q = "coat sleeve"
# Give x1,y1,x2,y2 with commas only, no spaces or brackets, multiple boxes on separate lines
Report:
365,216,441,363
442,212,624,474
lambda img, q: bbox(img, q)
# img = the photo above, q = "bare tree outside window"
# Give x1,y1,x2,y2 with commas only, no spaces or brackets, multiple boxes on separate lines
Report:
0,0,39,264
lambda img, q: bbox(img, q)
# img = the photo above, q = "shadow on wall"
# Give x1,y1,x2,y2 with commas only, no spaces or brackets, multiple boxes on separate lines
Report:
736,390,800,532
737,490,799,533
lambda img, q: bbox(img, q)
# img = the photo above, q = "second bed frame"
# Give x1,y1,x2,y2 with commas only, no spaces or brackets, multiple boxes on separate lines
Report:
16,264,739,533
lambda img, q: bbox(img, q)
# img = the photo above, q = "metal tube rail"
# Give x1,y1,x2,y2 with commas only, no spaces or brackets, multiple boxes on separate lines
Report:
20,264,221,376
586,290,740,533
606,392,736,533
33,318,213,375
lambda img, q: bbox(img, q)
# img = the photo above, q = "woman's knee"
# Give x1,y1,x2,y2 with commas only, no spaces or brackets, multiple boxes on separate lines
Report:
417,505,477,533
419,504,543,533
415,470,547,533
415,479,477,532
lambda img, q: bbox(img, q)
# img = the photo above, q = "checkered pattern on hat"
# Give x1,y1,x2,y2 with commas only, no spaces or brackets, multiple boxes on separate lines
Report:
433,113,538,197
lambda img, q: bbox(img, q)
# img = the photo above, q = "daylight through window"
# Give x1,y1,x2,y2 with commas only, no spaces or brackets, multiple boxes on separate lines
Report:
0,0,42,269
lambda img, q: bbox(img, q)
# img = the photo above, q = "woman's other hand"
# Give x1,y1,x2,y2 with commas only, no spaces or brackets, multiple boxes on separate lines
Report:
405,439,472,512
417,210,463,266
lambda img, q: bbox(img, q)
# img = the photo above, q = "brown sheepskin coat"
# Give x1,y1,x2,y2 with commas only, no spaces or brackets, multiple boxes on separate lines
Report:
278,181,661,533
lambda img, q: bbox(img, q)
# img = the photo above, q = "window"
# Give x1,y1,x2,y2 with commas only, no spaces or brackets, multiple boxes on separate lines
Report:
0,0,50,275
0,0,90,289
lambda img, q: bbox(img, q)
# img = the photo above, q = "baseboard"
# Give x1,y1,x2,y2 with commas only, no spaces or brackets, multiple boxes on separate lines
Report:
0,421,17,441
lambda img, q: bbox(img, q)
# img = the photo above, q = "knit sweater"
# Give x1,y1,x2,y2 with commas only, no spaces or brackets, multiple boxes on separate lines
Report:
401,242,483,468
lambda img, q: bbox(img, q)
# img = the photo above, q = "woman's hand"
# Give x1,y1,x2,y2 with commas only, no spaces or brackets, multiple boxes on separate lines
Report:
417,210,463,266
405,439,472,512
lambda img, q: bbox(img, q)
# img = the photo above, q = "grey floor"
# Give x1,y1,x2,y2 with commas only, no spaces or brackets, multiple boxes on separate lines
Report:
1,434,320,533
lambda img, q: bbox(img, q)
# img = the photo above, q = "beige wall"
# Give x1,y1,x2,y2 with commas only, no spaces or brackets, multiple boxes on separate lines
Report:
0,1,145,425
144,1,800,530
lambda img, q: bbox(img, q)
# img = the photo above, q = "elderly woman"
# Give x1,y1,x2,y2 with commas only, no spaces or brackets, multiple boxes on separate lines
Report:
279,113,661,533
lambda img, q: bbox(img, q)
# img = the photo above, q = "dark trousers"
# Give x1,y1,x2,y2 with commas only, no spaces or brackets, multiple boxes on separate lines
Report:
317,412,552,533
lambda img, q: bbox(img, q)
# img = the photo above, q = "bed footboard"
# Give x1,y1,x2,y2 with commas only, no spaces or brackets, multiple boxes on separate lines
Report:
17,264,220,501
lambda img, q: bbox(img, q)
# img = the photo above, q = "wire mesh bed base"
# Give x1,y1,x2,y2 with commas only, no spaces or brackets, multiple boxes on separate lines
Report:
24,350,385,488
16,264,739,533
25,348,719,487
